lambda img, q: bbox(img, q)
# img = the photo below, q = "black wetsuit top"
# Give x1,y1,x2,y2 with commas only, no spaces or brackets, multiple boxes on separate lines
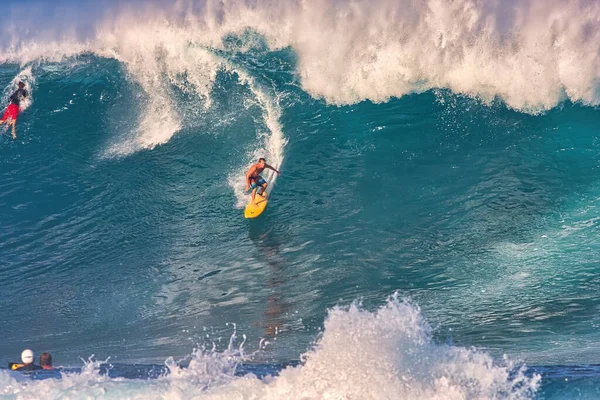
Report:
9,89,27,106
9,362,43,371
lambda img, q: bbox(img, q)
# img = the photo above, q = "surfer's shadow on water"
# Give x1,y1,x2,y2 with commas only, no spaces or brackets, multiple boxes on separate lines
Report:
248,227,291,338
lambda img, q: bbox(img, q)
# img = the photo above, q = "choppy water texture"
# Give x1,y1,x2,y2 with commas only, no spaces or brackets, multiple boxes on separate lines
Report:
2,0,600,398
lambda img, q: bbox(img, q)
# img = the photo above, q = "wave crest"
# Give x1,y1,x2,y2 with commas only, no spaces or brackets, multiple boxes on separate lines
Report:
2,0,600,113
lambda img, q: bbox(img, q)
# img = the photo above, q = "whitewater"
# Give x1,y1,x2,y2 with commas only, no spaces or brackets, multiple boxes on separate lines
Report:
2,0,600,398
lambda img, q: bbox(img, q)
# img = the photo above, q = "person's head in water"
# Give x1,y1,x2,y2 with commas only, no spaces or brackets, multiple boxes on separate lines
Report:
258,157,266,167
17,81,24,89
21,349,34,365
40,352,53,369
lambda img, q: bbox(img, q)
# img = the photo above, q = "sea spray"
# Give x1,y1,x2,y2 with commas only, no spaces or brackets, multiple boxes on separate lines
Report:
1,1,598,155
1,0,600,113
0,296,540,399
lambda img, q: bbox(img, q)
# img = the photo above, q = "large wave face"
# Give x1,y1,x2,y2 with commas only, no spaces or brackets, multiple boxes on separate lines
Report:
2,0,600,397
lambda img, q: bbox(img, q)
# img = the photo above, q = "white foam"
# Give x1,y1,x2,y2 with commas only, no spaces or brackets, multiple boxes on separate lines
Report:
79,0,600,114
96,21,224,155
0,2,595,110
0,296,540,399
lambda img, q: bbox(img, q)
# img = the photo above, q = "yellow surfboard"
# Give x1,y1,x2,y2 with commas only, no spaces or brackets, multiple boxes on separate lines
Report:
244,192,268,219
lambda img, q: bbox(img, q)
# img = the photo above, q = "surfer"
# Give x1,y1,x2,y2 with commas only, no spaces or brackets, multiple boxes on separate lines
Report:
245,157,280,205
0,81,28,139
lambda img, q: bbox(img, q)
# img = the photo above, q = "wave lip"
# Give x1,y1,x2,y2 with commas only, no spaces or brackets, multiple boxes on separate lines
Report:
3,0,600,114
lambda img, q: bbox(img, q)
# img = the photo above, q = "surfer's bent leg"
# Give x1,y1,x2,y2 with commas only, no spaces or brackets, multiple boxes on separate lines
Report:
258,182,268,196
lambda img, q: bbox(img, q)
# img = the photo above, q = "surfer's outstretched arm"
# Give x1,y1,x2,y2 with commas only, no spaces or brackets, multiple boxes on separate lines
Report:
266,164,280,174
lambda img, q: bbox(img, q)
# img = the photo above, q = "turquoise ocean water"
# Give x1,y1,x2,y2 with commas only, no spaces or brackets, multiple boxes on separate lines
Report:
2,0,600,398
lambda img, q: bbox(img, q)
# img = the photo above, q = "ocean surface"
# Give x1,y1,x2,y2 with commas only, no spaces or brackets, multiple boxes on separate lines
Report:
2,0,600,398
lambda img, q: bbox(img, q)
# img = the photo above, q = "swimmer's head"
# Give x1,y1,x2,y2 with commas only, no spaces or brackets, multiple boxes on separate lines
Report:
40,352,53,367
18,81,25,89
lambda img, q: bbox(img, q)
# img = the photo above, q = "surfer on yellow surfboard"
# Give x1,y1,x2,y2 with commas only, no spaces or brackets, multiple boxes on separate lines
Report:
245,157,280,205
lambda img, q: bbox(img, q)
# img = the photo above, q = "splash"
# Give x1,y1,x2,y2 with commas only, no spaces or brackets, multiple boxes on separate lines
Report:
233,295,541,400
0,296,540,399
98,27,223,155
1,0,599,115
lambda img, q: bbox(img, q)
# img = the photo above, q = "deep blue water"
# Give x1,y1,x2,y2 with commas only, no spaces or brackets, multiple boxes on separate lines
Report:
2,1,600,398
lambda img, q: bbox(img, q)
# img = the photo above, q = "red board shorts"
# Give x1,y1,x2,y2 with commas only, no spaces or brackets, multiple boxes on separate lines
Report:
1,104,19,122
